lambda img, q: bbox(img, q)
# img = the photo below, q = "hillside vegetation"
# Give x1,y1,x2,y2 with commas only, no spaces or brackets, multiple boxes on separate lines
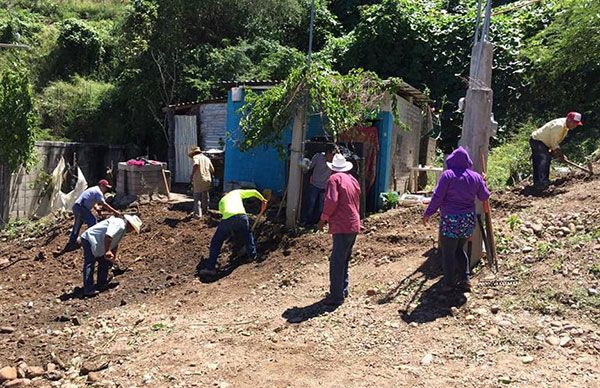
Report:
0,0,598,182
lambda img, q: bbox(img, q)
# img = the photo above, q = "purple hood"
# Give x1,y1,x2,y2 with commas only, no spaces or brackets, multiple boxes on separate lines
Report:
446,146,473,174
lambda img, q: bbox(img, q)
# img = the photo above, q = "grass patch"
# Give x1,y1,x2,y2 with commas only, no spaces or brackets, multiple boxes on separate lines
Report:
522,287,564,316
487,123,535,190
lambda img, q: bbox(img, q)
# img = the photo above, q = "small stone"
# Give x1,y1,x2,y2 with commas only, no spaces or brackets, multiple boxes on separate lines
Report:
71,316,81,326
465,315,476,321
4,379,31,387
206,363,219,370
25,366,45,378
0,366,18,382
546,336,561,346
473,308,487,316
44,371,64,381
0,326,15,334
450,307,459,316
531,224,543,234
522,355,534,364
522,246,533,253
483,291,495,300
488,327,499,336
588,288,598,296
490,305,500,314
498,375,511,384
498,320,512,327
46,363,56,372
366,288,377,296
420,354,434,365
559,336,572,347
87,372,102,383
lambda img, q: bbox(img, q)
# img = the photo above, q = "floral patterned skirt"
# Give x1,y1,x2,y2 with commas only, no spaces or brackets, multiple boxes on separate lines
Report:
440,212,476,239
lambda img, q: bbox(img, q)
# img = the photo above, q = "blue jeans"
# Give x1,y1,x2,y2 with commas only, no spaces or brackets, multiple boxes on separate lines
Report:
301,184,325,226
69,203,97,245
439,235,470,286
329,233,357,302
530,138,552,187
205,214,256,270
82,238,111,294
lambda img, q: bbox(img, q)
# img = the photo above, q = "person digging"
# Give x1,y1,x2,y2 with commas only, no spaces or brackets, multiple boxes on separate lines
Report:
80,214,142,297
318,153,361,306
55,179,121,257
529,111,584,190
199,189,267,277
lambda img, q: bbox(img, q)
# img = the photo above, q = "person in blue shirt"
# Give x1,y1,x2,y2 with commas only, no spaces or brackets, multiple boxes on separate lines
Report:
80,215,142,297
56,179,121,255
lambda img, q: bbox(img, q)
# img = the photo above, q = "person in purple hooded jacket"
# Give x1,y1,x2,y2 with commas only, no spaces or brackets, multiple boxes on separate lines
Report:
422,147,490,291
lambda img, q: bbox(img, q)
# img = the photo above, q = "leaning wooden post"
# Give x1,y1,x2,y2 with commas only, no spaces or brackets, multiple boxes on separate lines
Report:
285,108,307,228
459,40,494,268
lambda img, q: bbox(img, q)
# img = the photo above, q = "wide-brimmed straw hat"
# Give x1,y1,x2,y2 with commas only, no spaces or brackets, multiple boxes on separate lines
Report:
327,153,353,172
124,214,142,234
188,147,202,158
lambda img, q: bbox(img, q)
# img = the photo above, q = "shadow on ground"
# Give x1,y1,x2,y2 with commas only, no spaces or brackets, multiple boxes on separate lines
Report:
377,247,468,324
282,298,340,324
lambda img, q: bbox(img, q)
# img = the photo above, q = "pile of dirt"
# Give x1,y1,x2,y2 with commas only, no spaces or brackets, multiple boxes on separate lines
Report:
0,164,598,387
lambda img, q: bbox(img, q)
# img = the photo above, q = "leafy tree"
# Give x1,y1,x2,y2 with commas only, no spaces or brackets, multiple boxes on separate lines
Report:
55,18,104,77
0,69,37,172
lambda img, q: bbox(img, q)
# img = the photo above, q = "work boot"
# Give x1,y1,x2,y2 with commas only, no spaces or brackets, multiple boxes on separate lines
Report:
456,279,472,292
199,268,217,277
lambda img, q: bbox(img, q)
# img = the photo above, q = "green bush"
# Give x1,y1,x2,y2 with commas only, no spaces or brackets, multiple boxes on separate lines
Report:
54,18,104,77
39,76,115,141
487,122,535,189
0,68,37,172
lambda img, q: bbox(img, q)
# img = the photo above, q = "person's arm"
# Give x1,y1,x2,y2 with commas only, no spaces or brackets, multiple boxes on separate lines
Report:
319,178,339,228
190,164,199,183
239,189,266,202
209,160,215,175
103,235,116,263
422,173,449,223
477,175,491,201
100,201,121,216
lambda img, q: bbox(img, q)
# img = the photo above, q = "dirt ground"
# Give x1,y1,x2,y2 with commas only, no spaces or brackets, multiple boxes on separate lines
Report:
1,165,599,387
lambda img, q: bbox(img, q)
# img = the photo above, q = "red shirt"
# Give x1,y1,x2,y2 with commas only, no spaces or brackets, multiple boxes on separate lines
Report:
320,172,361,234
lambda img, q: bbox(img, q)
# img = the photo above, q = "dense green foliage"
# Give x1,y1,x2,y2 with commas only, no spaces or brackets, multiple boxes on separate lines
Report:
0,0,597,172
0,68,37,171
240,65,405,154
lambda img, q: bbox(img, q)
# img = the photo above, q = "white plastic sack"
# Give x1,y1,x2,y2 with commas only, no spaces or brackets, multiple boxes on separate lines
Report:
50,163,88,213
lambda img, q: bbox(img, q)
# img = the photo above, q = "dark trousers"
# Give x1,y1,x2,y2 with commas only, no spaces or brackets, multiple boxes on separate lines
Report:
82,238,111,294
301,184,325,226
329,233,357,302
205,214,256,270
439,235,470,286
530,138,552,187
69,203,97,245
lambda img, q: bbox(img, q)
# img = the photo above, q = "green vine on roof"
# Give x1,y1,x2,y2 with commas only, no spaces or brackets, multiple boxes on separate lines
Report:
238,64,413,155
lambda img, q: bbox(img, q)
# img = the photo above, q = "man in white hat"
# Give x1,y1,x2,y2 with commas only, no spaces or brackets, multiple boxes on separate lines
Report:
530,112,583,189
79,214,142,297
189,146,214,218
317,153,361,306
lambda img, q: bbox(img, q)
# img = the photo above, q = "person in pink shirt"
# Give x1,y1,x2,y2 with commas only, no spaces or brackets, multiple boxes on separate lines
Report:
318,153,361,306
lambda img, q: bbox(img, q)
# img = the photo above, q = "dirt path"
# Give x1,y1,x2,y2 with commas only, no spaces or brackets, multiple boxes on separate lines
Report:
1,168,599,387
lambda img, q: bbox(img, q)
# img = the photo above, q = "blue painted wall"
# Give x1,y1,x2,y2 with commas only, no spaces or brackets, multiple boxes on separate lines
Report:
224,89,394,208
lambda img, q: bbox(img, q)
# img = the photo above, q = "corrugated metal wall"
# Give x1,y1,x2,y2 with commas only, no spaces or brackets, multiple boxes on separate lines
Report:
174,115,197,183
199,103,227,150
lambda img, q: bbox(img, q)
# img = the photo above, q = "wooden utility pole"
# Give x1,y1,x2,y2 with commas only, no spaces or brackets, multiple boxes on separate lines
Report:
460,0,494,267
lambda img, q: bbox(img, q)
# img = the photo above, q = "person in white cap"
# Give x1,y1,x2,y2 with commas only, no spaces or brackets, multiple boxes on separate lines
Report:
530,112,583,189
188,146,214,218
317,153,361,306
79,214,142,297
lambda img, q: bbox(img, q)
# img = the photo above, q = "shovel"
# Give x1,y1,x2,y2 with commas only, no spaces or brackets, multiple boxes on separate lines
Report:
561,158,594,175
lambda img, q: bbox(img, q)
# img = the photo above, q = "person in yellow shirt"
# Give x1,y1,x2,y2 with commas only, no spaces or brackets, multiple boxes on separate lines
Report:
529,112,583,188
199,189,267,276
